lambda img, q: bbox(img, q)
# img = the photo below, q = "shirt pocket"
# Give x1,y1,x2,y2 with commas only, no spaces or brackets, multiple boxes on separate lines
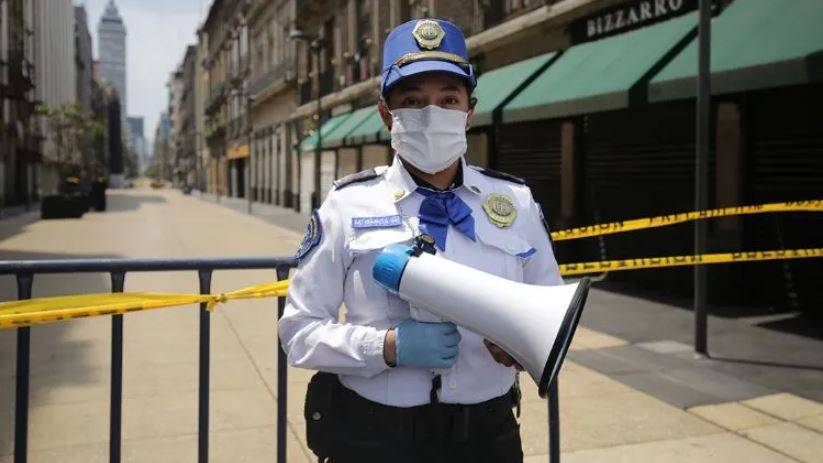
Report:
474,224,536,280
347,226,414,255
346,227,415,324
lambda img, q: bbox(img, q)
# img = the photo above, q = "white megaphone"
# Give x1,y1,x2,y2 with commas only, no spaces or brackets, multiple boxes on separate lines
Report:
372,243,590,397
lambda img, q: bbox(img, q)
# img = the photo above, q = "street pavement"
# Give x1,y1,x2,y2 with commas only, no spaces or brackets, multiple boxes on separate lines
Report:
0,184,821,462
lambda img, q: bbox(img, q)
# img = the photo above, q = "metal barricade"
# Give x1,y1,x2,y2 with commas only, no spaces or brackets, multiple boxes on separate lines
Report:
0,257,563,463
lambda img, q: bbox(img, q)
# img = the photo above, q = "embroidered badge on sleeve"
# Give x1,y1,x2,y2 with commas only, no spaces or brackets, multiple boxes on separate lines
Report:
295,209,323,260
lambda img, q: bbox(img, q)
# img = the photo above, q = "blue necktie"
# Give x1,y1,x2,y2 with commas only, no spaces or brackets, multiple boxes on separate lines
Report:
416,188,476,251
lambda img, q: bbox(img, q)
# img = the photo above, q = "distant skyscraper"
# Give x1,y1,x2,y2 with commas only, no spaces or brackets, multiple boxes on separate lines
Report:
97,1,126,118
127,116,149,172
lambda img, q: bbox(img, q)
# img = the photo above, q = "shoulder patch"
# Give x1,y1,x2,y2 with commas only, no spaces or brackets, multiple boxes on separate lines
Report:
295,210,323,261
474,167,526,185
333,168,379,190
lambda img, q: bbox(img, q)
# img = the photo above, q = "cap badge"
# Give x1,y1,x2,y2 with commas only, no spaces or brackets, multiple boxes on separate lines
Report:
412,19,445,50
482,194,517,228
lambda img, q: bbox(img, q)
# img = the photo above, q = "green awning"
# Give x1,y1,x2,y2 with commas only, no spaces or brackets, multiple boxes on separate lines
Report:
299,113,351,152
378,126,390,143
323,106,377,148
650,0,823,102
344,108,384,145
471,52,556,127
503,12,697,123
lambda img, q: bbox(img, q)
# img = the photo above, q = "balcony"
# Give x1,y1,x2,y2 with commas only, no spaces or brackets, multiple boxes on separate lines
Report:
297,0,333,16
205,82,227,115
227,115,248,141
248,61,294,98
318,70,334,98
5,50,36,98
483,0,554,29
298,80,312,105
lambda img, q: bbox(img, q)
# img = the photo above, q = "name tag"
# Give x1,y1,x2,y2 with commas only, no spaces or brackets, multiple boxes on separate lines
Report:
352,215,403,229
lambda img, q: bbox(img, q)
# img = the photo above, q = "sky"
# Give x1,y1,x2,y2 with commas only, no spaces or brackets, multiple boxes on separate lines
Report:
79,0,208,146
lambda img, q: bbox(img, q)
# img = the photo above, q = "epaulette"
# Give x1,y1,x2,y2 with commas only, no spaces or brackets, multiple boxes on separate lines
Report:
474,167,526,185
332,168,379,190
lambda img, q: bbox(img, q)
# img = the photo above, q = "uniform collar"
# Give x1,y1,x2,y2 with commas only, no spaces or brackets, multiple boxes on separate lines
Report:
386,155,483,203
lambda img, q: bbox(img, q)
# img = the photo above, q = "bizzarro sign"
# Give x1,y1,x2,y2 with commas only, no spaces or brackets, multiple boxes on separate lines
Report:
571,0,698,43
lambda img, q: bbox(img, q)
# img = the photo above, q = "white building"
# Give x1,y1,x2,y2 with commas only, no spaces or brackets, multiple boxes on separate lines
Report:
33,0,77,196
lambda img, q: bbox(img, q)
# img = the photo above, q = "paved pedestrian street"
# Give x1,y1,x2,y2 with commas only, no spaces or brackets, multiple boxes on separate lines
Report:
0,186,821,462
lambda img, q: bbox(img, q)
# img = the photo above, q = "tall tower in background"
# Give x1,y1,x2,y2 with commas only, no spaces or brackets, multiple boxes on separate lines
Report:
97,0,126,185
97,1,126,121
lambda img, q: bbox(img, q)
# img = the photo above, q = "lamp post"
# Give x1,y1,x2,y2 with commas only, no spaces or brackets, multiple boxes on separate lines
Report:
694,0,711,356
246,91,255,215
289,29,323,210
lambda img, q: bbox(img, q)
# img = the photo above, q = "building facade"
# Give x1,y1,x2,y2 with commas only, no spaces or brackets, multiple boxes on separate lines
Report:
186,0,823,315
0,0,38,209
247,0,296,207
74,5,92,114
193,31,209,192
97,1,126,124
33,0,77,196
166,65,185,186
127,116,148,173
152,111,172,181
177,45,198,188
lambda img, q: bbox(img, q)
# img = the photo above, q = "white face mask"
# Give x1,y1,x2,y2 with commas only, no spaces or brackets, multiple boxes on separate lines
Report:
390,105,468,174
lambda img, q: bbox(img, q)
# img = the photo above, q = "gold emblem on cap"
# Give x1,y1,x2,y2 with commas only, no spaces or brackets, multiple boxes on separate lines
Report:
482,194,517,228
412,19,445,50
393,189,406,200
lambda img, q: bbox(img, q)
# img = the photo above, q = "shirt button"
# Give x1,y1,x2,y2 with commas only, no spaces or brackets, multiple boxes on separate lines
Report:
448,379,457,389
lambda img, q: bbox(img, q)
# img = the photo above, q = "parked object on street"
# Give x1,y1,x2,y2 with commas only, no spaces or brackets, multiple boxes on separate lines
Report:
90,179,107,211
40,195,87,219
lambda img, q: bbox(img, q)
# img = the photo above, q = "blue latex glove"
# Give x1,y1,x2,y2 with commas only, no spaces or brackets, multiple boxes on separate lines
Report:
395,318,461,369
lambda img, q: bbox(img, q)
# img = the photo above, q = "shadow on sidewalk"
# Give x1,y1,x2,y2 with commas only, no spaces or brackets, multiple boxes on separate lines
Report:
0,249,122,457
105,192,167,212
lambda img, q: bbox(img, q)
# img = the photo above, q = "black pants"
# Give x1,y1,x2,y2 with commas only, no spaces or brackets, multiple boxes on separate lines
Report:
321,378,523,463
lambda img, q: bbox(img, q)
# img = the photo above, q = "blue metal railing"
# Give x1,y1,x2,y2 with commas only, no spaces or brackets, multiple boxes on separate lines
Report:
0,257,296,463
0,257,562,462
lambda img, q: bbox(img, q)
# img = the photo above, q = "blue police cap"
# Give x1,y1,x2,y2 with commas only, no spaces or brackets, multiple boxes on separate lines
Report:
381,19,476,96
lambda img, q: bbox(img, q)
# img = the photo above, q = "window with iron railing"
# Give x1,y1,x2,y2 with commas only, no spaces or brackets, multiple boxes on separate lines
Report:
318,69,333,98
299,80,312,105
248,61,293,97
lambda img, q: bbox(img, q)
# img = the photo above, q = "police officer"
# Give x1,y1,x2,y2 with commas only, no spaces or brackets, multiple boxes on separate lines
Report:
279,18,563,463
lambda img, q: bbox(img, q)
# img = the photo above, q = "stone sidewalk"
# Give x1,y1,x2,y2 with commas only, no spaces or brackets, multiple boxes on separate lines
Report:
0,186,820,462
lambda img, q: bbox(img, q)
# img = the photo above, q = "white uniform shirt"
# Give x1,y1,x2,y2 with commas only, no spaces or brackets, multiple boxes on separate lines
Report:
278,155,563,407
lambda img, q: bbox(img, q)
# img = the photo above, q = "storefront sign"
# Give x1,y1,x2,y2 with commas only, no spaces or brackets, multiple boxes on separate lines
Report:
227,143,250,160
571,0,698,44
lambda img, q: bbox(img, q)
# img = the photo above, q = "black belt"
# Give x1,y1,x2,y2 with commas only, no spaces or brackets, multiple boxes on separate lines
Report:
333,378,517,445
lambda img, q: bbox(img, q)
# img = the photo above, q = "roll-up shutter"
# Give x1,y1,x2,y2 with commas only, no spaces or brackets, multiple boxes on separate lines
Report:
745,84,823,313
494,120,562,228
581,102,698,293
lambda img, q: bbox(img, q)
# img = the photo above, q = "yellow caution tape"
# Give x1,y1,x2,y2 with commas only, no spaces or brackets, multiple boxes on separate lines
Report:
1,248,821,330
551,200,823,241
0,280,289,330
559,248,823,276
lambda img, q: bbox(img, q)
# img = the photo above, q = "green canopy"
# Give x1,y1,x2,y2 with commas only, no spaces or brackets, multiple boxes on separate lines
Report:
471,52,557,127
322,106,377,148
650,0,823,102
503,12,697,123
344,108,384,145
299,113,351,152
378,126,391,143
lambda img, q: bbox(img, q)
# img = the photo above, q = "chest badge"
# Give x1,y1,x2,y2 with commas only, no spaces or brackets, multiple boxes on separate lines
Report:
482,194,517,228
412,19,445,50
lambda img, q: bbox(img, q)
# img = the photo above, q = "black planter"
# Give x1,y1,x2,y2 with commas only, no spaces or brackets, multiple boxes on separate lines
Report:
41,194,88,219
90,181,107,211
